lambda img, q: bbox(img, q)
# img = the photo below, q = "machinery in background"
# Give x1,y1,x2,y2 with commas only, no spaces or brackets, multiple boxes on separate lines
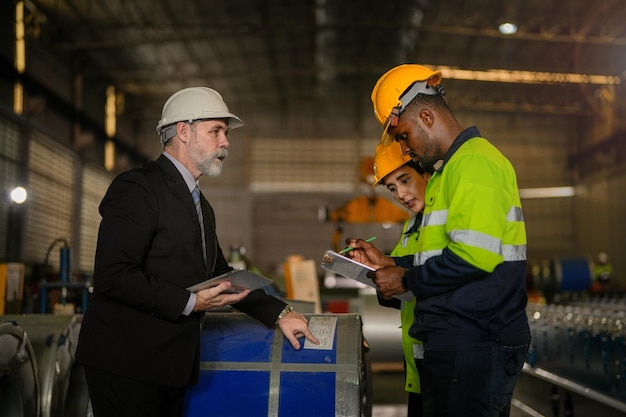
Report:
0,314,90,417
0,319,38,417
38,238,90,315
186,312,372,417
0,263,25,314
524,299,626,415
521,254,626,416
527,257,594,305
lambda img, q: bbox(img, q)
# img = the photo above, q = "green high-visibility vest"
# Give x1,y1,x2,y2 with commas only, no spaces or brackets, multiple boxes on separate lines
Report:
390,215,423,394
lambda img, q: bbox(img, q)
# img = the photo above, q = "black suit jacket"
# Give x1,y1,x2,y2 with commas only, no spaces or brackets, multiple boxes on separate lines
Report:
76,154,286,388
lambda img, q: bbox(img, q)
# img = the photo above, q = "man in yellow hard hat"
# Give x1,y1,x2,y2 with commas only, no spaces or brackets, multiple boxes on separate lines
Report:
372,141,432,416
347,65,530,417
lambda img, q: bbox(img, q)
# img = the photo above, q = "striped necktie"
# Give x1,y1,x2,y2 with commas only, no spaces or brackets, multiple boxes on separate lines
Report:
192,186,207,263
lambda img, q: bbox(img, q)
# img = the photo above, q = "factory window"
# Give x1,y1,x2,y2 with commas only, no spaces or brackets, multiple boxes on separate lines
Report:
249,137,378,192
0,118,23,261
25,133,77,272
79,164,113,273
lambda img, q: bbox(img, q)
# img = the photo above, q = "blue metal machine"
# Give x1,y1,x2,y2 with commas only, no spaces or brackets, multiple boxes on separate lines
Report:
184,312,371,417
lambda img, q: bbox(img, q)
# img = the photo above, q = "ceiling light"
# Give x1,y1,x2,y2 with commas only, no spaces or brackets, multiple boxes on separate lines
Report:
105,86,116,138
499,22,518,35
519,187,575,199
429,65,620,85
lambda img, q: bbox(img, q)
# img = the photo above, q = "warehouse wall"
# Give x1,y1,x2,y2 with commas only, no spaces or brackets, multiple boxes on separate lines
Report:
575,173,626,288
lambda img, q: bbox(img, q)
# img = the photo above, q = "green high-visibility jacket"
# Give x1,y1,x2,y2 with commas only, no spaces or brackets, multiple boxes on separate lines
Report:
395,127,530,350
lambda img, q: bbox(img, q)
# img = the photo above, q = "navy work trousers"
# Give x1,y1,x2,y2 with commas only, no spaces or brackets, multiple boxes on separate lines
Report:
417,343,529,417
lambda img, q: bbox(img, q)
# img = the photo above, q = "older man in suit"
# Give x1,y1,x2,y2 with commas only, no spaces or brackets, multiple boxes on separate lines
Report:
76,87,318,417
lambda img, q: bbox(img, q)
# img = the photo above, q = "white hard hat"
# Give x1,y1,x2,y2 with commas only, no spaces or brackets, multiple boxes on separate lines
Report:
156,87,244,144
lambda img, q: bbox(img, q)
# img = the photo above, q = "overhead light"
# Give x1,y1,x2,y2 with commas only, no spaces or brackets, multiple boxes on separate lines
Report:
14,1,25,74
105,86,116,138
519,186,575,199
104,140,115,171
499,22,518,35
431,65,620,85
10,186,28,204
14,1,25,115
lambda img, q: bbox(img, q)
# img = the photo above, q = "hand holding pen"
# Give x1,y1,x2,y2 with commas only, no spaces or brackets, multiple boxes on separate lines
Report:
341,236,394,270
339,236,376,254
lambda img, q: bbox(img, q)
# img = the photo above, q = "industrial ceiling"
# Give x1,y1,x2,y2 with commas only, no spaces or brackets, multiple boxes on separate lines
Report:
19,0,626,141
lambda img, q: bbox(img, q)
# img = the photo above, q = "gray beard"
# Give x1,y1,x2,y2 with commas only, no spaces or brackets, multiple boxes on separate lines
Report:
200,160,223,177
195,149,229,177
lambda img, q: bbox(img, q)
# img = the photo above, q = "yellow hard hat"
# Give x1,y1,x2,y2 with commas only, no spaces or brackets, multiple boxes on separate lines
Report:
372,141,412,186
371,64,443,127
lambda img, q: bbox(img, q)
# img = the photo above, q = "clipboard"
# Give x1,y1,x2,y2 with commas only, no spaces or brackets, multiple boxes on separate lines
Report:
320,250,414,302
186,269,273,293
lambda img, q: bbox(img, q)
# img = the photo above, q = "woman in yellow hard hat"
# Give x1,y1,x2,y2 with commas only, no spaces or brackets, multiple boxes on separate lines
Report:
372,140,432,417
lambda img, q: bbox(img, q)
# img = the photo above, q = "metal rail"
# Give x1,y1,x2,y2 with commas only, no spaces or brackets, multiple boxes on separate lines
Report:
522,363,626,413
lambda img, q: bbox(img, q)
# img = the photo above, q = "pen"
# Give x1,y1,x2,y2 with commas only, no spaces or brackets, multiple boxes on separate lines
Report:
339,236,376,254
